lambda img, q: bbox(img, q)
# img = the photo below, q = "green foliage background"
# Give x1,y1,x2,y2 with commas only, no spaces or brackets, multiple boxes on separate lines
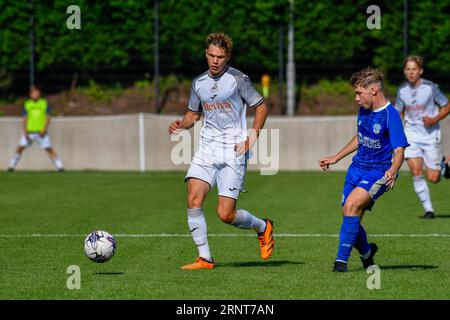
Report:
1,0,449,91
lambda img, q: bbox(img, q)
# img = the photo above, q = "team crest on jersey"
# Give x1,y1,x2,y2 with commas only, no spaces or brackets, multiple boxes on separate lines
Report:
210,82,218,93
373,123,381,134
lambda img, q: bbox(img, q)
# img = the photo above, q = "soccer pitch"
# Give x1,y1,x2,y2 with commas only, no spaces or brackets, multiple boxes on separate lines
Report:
0,171,449,300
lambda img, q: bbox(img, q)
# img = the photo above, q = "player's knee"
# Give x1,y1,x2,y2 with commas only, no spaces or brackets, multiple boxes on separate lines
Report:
343,199,359,216
187,194,203,208
411,168,423,176
216,208,235,224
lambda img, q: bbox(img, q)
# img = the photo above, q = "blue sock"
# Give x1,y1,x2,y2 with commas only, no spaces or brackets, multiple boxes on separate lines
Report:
354,224,371,256
336,216,360,263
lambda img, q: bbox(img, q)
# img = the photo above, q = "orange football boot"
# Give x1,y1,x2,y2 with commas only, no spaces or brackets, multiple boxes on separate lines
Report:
181,257,215,270
258,219,274,260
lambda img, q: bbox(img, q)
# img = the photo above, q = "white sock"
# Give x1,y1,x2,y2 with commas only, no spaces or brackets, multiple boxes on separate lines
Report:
187,208,212,262
413,176,434,212
9,153,21,169
231,209,266,234
52,157,64,170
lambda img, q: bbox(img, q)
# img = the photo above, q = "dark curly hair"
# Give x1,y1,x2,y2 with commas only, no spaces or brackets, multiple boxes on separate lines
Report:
205,32,233,55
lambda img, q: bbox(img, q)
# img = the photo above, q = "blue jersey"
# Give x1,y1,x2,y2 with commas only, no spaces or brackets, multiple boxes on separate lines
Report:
352,102,409,170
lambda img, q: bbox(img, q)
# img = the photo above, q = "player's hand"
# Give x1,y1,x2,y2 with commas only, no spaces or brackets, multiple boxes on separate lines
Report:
423,116,438,127
168,119,181,135
319,156,338,171
235,136,256,155
39,130,46,137
445,156,449,164
26,133,31,142
384,169,397,190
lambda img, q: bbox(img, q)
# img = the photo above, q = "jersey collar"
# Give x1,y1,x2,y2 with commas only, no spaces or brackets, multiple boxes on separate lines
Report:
208,64,229,79
372,101,390,113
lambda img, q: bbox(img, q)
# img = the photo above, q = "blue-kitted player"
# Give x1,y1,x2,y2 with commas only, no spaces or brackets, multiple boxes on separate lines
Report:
319,68,409,272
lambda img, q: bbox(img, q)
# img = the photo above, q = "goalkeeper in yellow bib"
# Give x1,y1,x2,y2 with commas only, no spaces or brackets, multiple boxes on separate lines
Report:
8,86,64,172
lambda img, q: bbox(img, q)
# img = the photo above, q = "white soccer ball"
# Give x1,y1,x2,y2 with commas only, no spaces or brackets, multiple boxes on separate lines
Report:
84,230,116,263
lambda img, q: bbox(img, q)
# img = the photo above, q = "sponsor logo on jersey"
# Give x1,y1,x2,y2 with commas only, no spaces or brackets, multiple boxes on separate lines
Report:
203,100,232,111
358,132,381,149
373,123,381,134
405,104,424,112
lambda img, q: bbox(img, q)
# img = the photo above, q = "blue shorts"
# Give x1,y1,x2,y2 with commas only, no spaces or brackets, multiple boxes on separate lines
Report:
341,163,390,211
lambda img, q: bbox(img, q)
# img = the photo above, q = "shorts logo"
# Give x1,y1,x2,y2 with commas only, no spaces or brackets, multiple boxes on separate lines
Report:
373,123,381,134
358,120,362,126
360,180,369,184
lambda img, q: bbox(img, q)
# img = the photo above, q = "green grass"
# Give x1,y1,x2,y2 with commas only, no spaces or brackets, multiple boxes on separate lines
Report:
0,171,449,299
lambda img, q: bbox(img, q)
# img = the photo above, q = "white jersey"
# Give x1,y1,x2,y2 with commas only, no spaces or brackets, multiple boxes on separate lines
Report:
395,79,448,144
188,65,263,156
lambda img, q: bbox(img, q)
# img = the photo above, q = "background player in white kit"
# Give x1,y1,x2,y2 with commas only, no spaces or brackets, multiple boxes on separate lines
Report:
168,32,274,269
395,56,450,219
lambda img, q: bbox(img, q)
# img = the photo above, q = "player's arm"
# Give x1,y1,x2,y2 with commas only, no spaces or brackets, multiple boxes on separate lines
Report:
423,84,450,127
22,117,27,134
384,146,405,189
394,90,405,119
168,111,201,134
235,102,269,155
41,116,51,136
41,104,51,136
384,106,410,189
319,135,358,171
22,106,30,140
423,102,450,127
169,81,202,134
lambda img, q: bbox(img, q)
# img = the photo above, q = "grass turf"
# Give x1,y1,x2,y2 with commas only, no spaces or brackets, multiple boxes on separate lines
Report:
0,171,449,299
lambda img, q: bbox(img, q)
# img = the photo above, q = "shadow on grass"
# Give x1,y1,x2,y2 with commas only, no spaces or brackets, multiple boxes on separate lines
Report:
379,265,437,270
93,272,125,275
434,214,450,219
215,260,303,268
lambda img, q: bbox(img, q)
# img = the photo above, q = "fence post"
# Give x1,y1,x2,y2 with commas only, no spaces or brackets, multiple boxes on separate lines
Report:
138,112,146,172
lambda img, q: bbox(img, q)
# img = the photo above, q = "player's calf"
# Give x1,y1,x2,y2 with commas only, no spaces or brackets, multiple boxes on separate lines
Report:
426,172,440,184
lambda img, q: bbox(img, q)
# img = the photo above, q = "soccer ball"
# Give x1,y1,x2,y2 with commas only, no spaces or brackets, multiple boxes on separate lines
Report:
84,230,116,263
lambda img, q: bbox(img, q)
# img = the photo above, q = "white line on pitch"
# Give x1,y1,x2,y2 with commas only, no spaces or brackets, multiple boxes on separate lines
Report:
1,233,450,238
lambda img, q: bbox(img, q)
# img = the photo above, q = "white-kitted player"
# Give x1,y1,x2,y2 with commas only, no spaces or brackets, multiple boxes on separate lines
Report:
168,32,273,270
395,55,450,219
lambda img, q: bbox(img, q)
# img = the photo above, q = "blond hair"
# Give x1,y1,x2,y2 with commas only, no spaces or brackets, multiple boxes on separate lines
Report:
403,55,423,69
350,67,384,89
205,32,233,55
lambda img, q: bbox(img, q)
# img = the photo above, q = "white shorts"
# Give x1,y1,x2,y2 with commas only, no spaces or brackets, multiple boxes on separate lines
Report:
185,146,246,200
19,133,52,149
405,141,442,170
